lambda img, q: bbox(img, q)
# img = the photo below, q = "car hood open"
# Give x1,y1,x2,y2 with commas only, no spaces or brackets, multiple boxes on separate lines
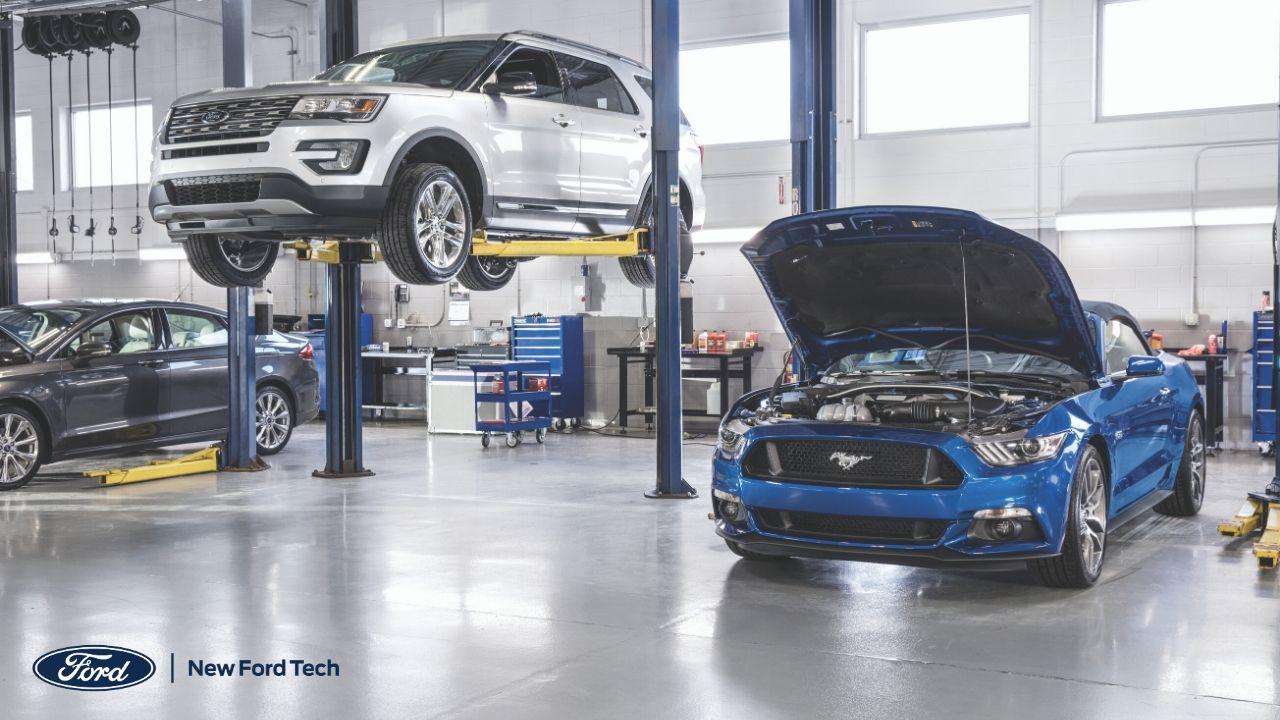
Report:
741,206,1103,378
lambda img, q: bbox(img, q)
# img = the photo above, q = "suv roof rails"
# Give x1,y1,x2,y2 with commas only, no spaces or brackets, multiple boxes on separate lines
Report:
503,30,647,71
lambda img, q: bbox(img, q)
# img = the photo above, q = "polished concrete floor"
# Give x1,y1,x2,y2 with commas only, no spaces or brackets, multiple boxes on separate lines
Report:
1,422,1278,719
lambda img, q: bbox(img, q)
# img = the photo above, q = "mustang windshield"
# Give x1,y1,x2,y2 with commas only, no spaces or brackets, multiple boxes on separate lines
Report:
831,348,1083,381
315,41,497,88
0,306,86,351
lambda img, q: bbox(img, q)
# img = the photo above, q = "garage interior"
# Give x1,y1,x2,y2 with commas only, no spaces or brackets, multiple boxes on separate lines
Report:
1,0,1279,717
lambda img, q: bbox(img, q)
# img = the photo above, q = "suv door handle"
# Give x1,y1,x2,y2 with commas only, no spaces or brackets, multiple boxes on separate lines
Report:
552,114,575,128
633,125,649,138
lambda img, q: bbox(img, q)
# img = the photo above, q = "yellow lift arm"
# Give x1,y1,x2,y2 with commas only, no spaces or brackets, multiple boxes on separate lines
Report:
86,446,221,487
1218,494,1280,570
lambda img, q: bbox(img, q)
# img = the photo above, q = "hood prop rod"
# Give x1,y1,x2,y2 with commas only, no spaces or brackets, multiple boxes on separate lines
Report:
959,234,974,425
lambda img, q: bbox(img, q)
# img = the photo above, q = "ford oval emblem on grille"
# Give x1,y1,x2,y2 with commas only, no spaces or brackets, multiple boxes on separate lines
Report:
200,109,230,124
32,645,156,691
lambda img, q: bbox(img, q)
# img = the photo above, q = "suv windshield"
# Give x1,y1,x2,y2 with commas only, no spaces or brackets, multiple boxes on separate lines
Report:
315,41,497,88
830,348,1083,380
0,306,85,351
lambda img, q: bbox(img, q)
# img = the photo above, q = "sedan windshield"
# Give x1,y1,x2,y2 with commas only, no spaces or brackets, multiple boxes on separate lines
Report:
315,41,497,88
0,306,86,350
831,348,1083,381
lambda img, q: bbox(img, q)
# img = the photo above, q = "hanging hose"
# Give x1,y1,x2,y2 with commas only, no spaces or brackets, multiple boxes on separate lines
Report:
105,46,117,263
46,56,58,246
65,53,78,254
130,43,142,239
84,46,97,263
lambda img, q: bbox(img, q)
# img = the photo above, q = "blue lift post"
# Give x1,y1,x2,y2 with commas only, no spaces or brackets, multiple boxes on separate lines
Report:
221,0,263,471
645,0,696,499
789,0,838,214
314,0,371,478
0,15,16,305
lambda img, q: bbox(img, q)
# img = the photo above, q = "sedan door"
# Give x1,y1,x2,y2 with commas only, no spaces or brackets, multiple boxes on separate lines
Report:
1098,319,1176,510
161,308,230,437
481,45,582,235
554,51,647,236
57,310,169,452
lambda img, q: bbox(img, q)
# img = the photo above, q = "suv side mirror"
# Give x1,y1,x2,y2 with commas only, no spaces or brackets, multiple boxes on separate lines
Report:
1109,354,1163,382
72,341,113,364
484,71,538,97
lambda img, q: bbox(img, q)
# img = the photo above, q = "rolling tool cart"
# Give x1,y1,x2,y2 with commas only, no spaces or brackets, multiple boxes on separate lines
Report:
472,361,552,448
510,315,584,429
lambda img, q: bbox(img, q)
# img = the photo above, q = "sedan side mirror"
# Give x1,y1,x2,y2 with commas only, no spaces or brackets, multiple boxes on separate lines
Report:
72,341,113,364
483,71,538,97
1109,354,1164,382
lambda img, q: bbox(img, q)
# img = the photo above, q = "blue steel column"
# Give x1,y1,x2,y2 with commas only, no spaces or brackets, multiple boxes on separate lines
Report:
0,17,17,305
790,0,837,214
222,0,260,470
314,243,370,477
645,0,696,499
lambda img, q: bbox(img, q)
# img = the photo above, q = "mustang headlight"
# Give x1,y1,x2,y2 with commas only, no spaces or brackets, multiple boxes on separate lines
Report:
971,431,1068,467
289,95,385,122
717,418,750,456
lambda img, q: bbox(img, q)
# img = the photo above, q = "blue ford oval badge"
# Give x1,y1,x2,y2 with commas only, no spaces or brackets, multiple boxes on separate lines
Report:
33,645,156,691
200,109,230,124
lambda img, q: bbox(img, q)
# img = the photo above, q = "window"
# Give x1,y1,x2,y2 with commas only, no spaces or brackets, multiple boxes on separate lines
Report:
632,76,691,126
69,312,156,356
0,306,84,350
1102,319,1149,373
316,40,497,88
556,53,636,114
68,102,153,189
862,12,1030,134
1099,0,1280,117
166,310,227,348
488,48,565,101
679,39,790,144
15,113,32,192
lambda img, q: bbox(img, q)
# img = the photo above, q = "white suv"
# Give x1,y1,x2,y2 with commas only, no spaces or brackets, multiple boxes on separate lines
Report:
149,31,706,290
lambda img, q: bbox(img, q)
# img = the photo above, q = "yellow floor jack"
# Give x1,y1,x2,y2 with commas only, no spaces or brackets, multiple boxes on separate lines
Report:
86,446,222,487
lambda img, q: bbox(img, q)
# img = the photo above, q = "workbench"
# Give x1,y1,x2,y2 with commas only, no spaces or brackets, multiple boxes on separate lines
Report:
361,349,437,419
1167,349,1227,452
607,346,763,430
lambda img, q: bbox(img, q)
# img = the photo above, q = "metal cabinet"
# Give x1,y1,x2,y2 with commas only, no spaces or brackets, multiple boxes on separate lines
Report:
510,315,584,424
1253,310,1275,443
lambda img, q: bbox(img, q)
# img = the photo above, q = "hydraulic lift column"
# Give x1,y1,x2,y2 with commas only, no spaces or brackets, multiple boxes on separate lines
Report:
790,0,838,214
0,16,15,306
645,0,696,499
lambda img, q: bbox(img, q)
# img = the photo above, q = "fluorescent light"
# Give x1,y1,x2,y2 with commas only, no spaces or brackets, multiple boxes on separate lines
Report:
1193,205,1277,227
139,247,187,261
1054,210,1193,232
16,251,53,265
691,227,758,245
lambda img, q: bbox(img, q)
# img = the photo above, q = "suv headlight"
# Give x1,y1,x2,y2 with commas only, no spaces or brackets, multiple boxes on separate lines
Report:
971,431,1068,467
717,418,750,456
289,95,385,122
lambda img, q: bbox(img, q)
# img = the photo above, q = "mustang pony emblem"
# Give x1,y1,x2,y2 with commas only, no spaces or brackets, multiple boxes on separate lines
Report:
829,451,872,470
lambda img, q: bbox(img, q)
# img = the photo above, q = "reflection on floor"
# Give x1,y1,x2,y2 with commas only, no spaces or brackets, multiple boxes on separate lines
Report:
2,423,1277,719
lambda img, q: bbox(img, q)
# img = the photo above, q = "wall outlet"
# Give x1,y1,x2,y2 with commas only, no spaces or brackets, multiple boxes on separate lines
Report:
383,318,392,328
396,318,406,329
1183,312,1200,327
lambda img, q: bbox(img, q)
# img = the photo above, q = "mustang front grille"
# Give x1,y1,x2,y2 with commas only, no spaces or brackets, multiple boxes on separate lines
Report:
166,175,263,206
742,439,963,489
753,508,950,544
165,96,300,144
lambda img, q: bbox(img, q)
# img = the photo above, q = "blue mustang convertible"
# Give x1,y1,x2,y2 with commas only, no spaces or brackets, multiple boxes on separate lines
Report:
712,206,1206,588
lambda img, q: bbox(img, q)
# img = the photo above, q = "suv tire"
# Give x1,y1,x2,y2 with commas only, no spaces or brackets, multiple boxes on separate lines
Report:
620,193,694,288
184,235,279,288
379,162,473,285
457,256,517,291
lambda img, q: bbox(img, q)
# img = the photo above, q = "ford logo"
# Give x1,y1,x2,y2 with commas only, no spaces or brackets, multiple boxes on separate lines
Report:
200,109,230,125
32,645,156,691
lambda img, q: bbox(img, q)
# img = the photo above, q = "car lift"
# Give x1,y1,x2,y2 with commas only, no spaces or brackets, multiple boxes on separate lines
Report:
86,446,222,486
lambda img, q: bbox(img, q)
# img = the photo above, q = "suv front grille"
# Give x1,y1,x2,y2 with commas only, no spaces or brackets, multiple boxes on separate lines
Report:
165,96,300,144
754,508,949,544
743,439,963,489
166,175,263,206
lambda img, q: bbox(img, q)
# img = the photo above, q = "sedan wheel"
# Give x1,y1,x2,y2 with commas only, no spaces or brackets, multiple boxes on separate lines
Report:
0,410,41,490
255,387,294,455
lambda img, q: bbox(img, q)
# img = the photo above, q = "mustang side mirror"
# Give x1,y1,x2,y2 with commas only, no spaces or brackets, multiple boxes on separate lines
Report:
72,341,113,364
1109,355,1163,382
484,71,538,97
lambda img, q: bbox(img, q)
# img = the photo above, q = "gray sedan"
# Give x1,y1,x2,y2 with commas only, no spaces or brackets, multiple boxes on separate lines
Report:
0,299,320,489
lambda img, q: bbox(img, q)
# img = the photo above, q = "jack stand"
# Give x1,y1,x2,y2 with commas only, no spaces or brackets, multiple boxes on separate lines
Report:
313,241,373,478
88,446,221,486
1219,493,1280,570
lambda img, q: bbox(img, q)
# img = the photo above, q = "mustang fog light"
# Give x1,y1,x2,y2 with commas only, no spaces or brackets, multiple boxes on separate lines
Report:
968,507,1040,542
713,489,748,524
971,431,1068,466
297,140,369,174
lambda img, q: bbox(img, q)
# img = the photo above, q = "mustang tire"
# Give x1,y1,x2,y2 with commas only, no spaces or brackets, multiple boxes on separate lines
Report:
0,405,43,491
379,162,473,285
1155,409,1206,517
457,256,516,291
183,235,279,288
1030,444,1108,588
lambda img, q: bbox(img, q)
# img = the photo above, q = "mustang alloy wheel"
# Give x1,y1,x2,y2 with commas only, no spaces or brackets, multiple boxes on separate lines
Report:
379,163,473,285
183,235,280,288
1030,444,1108,588
1157,409,1207,516
255,386,294,456
0,408,42,491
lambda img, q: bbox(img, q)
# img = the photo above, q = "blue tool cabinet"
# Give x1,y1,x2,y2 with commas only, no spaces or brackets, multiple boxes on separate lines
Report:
510,315,584,427
1253,310,1275,445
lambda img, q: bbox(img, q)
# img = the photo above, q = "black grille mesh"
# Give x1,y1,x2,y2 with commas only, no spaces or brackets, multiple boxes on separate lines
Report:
743,439,963,488
165,96,299,144
754,508,949,544
166,175,262,206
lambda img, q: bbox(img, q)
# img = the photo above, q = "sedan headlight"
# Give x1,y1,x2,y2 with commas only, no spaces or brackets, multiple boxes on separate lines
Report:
289,95,385,122
717,418,750,456
971,431,1068,467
